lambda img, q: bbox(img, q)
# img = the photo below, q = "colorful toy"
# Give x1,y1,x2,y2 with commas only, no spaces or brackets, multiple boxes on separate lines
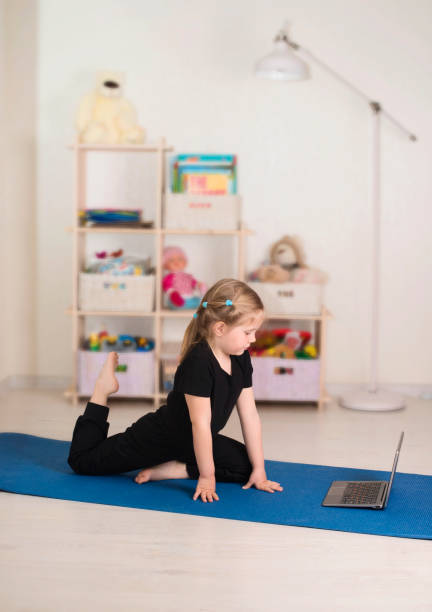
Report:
96,249,124,259
101,336,121,351
118,335,137,352
162,246,207,309
136,337,155,352
249,235,327,284
86,252,151,276
83,331,154,353
249,328,316,359
89,333,100,351
269,345,295,359
295,345,318,359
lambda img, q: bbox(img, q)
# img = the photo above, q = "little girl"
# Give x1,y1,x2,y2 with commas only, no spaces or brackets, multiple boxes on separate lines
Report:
68,278,283,502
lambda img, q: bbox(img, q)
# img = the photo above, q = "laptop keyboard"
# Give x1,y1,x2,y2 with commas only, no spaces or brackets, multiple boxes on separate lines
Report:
342,482,382,505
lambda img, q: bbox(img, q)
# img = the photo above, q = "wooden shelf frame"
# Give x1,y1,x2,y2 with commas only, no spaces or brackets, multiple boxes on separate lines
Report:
67,226,253,236
68,143,174,153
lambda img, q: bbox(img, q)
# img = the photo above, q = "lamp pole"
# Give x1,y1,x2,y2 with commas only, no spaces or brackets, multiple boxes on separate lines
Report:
261,28,417,410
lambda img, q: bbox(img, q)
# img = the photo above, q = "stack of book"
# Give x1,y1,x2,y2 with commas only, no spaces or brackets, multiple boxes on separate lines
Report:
171,154,237,195
78,209,151,227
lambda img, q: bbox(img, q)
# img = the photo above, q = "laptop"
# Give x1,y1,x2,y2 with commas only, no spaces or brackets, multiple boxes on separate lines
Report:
322,432,404,509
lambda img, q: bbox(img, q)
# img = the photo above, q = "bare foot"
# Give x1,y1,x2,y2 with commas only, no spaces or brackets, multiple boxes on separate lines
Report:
134,460,188,484
90,352,119,405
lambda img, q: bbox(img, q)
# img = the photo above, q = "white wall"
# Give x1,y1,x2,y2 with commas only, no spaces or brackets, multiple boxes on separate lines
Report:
0,0,37,381
36,0,432,385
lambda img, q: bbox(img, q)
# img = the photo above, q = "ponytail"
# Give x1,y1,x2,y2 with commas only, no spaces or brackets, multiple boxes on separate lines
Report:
179,317,203,363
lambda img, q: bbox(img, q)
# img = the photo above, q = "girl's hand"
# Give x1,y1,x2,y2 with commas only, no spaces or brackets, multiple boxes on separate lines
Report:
242,469,283,493
193,476,219,502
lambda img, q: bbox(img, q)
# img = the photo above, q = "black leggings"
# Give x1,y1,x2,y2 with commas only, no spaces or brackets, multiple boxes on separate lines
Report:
68,402,252,483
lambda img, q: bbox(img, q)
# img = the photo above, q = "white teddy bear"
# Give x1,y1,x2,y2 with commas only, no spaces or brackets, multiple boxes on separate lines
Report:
76,71,145,144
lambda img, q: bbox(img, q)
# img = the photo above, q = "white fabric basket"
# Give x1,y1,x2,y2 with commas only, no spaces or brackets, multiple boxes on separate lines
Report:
251,357,320,401
79,273,155,311
164,194,241,230
248,281,323,315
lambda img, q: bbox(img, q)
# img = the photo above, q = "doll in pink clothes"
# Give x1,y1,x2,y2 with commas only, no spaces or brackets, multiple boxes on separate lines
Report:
162,246,207,309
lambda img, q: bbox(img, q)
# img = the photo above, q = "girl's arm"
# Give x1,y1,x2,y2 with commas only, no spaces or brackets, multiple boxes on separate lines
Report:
236,387,265,470
185,394,219,502
236,387,283,494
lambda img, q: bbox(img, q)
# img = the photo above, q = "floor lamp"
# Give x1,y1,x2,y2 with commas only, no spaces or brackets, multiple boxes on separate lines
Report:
254,24,417,411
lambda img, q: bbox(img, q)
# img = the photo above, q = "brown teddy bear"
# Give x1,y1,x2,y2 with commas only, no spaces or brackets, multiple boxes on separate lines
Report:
251,235,327,284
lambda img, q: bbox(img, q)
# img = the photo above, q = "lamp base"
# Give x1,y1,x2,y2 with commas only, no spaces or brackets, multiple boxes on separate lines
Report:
339,388,405,412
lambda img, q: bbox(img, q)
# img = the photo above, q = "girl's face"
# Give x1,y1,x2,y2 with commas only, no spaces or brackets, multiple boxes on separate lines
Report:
214,310,265,356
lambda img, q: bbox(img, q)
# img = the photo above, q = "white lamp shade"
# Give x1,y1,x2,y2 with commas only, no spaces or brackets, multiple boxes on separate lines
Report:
254,41,310,81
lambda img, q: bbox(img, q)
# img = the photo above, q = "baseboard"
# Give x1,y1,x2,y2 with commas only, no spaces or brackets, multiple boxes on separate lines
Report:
1,376,431,401
0,375,72,390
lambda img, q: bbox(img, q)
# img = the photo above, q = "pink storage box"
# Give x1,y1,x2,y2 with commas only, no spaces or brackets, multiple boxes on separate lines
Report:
78,351,155,397
251,357,320,401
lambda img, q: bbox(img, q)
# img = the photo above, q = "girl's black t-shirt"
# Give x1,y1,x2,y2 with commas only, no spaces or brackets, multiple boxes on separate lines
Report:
156,340,253,440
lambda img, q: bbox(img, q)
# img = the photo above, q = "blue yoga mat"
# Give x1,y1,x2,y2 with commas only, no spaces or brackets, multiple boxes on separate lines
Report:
0,432,431,540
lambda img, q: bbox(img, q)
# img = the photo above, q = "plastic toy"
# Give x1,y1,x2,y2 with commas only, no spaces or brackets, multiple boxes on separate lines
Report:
270,345,295,359
136,337,155,352
86,252,151,276
89,333,100,351
249,328,315,359
118,335,137,352
162,246,206,309
84,331,155,353
96,249,124,259
295,345,318,359
101,336,121,352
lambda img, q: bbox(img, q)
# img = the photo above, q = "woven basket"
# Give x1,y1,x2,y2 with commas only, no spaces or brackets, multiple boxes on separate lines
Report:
79,273,155,311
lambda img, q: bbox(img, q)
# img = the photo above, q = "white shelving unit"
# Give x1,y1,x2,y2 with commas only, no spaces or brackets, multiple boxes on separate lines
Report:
65,141,330,409
65,140,252,407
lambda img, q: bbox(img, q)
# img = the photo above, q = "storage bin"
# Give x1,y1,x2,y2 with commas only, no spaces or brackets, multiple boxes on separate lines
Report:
160,358,177,392
164,193,241,230
251,357,320,401
78,350,155,397
248,281,323,315
79,273,155,312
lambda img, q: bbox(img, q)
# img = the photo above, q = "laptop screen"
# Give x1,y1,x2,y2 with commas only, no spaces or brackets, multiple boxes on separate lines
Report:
384,432,404,507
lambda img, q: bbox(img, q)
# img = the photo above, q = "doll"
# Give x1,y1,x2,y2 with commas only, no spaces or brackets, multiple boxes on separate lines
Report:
162,246,207,309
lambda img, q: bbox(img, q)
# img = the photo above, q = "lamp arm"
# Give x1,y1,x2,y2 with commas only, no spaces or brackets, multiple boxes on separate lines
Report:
281,32,417,141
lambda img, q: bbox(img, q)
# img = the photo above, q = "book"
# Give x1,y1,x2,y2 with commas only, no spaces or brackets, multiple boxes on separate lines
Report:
79,209,143,226
175,154,236,165
171,154,237,194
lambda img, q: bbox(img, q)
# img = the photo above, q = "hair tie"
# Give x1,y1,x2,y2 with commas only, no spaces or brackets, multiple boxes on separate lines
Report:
225,299,233,306
202,301,208,308
193,313,198,319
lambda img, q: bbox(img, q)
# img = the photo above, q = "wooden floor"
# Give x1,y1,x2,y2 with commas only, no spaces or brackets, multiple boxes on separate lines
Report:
0,386,431,611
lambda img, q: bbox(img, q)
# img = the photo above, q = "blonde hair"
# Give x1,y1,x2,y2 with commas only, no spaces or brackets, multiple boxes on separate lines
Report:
179,278,264,362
